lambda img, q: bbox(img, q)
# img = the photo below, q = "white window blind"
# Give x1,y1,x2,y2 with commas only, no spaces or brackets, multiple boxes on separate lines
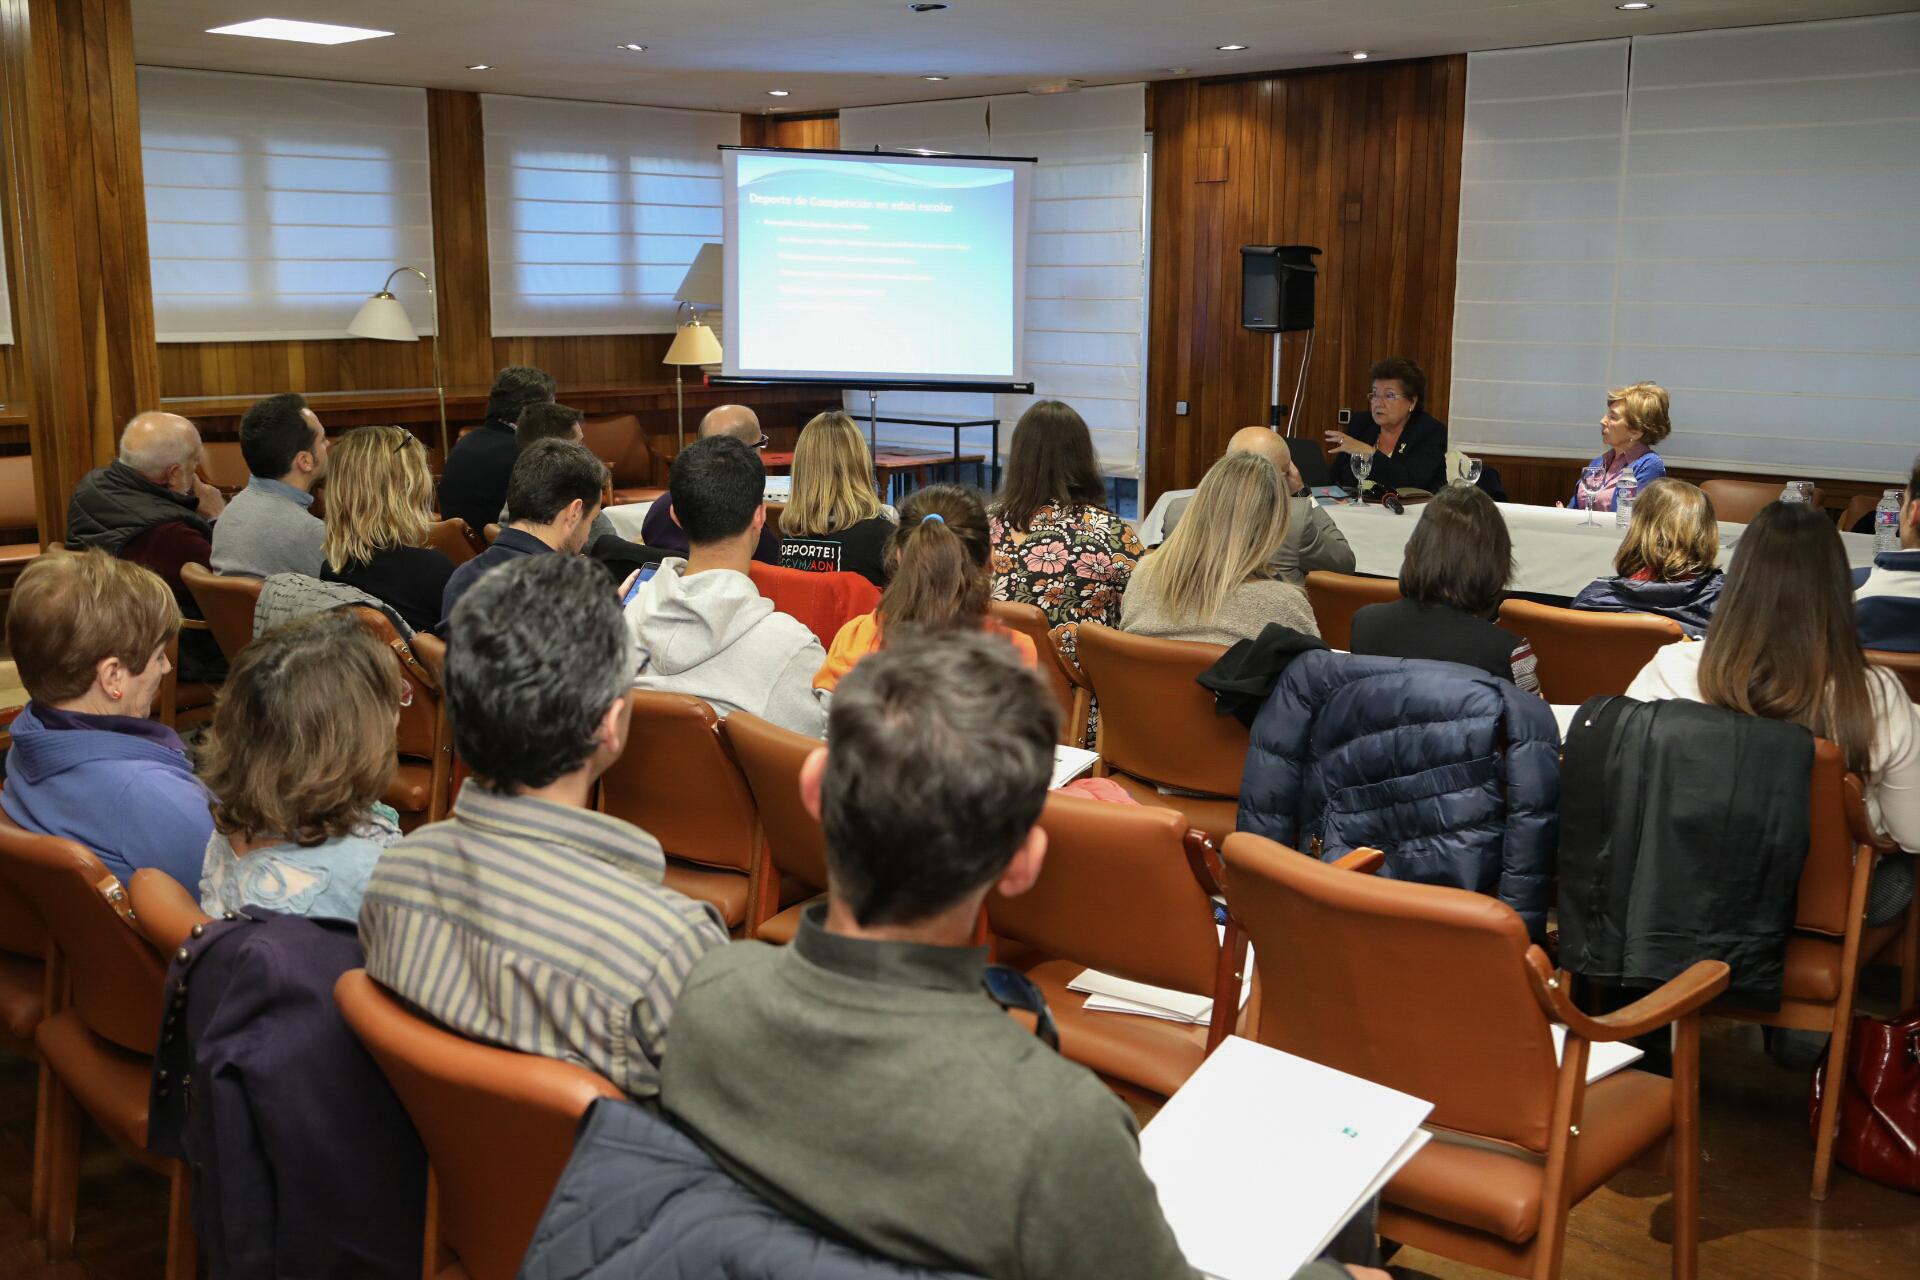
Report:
139,68,434,342
1451,12,1920,481
484,95,738,336
839,84,1147,476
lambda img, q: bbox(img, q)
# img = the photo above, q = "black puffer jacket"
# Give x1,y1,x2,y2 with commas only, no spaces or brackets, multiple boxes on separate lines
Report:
65,459,212,553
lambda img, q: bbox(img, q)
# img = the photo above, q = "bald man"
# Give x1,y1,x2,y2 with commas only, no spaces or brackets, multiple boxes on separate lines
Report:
66,411,230,678
639,405,780,562
1159,426,1355,585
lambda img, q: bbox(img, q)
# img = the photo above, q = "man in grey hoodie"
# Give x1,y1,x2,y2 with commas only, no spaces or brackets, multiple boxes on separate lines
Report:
625,435,828,737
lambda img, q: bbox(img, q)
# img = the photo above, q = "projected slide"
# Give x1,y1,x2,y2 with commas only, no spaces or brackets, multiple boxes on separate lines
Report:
723,149,1032,386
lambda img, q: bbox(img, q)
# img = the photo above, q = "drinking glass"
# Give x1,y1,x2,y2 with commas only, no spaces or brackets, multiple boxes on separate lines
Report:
1350,450,1373,494
1580,464,1606,526
1460,457,1483,488
1781,481,1814,505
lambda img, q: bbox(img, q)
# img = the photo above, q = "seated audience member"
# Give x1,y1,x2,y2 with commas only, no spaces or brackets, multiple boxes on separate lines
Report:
642,404,780,563
1630,501,1919,923
628,435,828,736
65,411,227,679
777,410,896,587
990,400,1141,655
321,426,457,634
663,634,1355,1280
442,438,608,622
1324,357,1448,494
1,552,210,889
361,554,727,1098
1572,477,1723,637
210,392,328,579
496,401,619,547
1350,483,1540,694
1569,382,1671,513
1855,452,1920,652
198,611,404,920
1124,450,1320,645
436,364,556,535
1159,425,1355,584
817,485,1038,694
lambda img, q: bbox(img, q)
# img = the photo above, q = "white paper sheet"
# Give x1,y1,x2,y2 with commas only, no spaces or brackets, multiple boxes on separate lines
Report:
1049,745,1100,790
1069,931,1253,1025
1550,1023,1645,1084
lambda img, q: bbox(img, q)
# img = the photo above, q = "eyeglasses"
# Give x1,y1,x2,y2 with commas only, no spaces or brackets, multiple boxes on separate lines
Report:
754,434,770,450
1366,390,1406,404
981,964,1060,1051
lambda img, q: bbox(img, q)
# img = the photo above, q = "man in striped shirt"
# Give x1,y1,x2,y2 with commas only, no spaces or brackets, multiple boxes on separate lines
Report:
359,553,727,1098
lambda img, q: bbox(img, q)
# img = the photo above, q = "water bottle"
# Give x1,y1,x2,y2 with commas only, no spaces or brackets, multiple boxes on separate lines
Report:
1878,488,1905,553
1780,481,1812,505
1614,470,1637,527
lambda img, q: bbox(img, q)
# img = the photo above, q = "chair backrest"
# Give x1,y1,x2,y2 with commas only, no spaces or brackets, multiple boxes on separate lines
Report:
1837,492,1878,536
746,561,881,649
0,453,37,532
198,440,251,494
599,692,758,875
0,871,47,962
1867,649,1920,704
988,793,1219,996
1701,477,1821,525
987,600,1077,736
353,608,451,794
720,711,828,891
1795,738,1886,938
1221,830,1561,1152
425,518,483,566
181,562,264,663
1075,623,1243,796
1303,570,1401,651
580,414,653,488
334,970,622,1280
127,867,214,954
0,811,167,1054
1496,599,1683,704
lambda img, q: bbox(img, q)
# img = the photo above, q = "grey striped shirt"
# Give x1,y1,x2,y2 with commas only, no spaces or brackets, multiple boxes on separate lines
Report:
359,786,728,1098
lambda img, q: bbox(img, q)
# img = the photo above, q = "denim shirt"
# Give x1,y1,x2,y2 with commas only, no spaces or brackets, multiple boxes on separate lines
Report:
199,805,403,922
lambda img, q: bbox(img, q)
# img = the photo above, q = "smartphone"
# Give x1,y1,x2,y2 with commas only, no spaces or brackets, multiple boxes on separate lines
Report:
620,562,659,607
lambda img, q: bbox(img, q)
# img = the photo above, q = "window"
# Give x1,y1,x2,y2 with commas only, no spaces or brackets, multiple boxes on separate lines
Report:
483,95,738,336
139,68,434,342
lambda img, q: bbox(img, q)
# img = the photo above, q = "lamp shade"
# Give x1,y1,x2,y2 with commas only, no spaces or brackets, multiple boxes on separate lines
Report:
348,292,418,342
664,320,723,366
674,243,723,306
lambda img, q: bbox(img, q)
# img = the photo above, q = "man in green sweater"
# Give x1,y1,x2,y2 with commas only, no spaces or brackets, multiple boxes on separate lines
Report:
660,632,1369,1280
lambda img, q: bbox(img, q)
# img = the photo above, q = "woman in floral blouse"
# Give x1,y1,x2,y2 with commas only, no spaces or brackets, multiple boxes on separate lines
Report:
989,400,1144,670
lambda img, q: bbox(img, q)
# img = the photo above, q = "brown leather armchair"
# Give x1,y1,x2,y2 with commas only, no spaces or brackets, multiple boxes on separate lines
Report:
0,813,196,1278
1701,477,1820,524
581,413,665,505
0,453,41,566
1867,648,1920,703
987,600,1085,745
1496,599,1683,704
196,440,251,497
1075,623,1244,844
151,630,217,734
355,607,454,830
127,868,215,955
597,692,764,933
334,970,622,1280
0,870,47,1061
425,517,485,567
987,793,1244,1104
1304,570,1400,651
1221,830,1728,1280
719,711,828,943
181,562,264,664
1711,739,1918,1199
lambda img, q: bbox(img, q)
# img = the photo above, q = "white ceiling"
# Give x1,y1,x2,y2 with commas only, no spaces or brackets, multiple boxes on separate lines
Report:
134,0,1920,115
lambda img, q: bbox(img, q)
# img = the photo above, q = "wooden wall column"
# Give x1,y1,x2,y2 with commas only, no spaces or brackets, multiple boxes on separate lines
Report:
0,0,158,543
427,89,495,393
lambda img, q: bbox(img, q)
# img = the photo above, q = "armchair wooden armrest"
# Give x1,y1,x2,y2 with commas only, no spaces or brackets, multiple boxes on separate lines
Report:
1844,773,1899,854
1182,829,1226,897
1331,847,1386,875
1524,951,1730,1042
127,868,214,954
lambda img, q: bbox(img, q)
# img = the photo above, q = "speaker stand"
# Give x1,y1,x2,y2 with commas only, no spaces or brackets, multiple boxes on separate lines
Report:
1267,325,1316,433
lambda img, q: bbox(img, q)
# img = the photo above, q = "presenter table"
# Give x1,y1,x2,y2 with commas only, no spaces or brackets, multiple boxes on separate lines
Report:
866,413,1000,487
1320,499,1878,599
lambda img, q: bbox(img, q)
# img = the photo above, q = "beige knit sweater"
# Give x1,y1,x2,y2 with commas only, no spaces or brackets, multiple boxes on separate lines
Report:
1120,574,1321,647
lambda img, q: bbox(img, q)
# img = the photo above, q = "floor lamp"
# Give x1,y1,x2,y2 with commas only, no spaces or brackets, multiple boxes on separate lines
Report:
663,306,722,452
349,266,449,461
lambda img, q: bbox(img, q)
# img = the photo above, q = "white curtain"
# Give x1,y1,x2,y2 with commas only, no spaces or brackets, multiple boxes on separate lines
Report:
838,84,1147,476
139,67,435,342
483,95,738,336
1451,12,1920,480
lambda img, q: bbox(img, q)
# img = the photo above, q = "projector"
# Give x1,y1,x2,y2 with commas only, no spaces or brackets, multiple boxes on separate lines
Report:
1027,79,1085,95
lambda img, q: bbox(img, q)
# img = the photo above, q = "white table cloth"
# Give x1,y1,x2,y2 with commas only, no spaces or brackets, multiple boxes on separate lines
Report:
602,500,653,543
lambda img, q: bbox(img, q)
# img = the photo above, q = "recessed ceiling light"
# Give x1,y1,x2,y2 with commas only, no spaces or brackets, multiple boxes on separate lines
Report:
1616,2,1654,9
466,63,492,71
614,42,648,52
767,89,790,97
909,2,948,10
206,18,393,45
1165,66,1190,75
1350,50,1371,60
1216,43,1248,51
923,75,949,81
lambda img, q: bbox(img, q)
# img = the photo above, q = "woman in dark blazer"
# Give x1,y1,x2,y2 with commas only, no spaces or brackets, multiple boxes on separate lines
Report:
1324,356,1449,494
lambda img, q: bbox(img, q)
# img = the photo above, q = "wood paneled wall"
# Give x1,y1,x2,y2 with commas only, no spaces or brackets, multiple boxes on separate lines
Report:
1145,59,1466,499
740,112,840,149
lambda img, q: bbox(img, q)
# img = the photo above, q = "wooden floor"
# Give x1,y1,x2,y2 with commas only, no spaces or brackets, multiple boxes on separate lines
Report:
0,995,1914,1279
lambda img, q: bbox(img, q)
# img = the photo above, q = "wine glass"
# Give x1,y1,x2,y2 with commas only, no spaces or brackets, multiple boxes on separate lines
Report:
1350,449,1373,495
1579,463,1606,526
1460,457,1483,488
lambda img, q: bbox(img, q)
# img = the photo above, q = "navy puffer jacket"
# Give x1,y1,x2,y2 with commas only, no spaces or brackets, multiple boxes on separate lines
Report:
1237,650,1560,938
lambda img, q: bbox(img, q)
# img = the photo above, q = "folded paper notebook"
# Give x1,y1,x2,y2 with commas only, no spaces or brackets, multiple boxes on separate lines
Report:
1140,1037,1433,1280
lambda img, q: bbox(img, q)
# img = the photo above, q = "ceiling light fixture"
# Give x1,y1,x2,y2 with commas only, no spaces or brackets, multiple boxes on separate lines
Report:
466,63,492,71
923,75,949,81
1616,2,1654,9
614,42,648,52
767,89,790,96
1350,50,1371,60
1216,43,1248,51
206,18,393,44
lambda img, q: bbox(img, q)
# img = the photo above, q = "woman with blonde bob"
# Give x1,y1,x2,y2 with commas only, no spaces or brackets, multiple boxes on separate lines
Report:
1569,381,1671,512
1122,451,1320,645
198,611,406,920
777,410,896,587
1572,477,1724,637
321,425,456,633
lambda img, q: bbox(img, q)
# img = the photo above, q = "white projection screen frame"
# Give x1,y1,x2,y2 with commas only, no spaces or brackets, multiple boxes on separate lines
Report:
719,145,1036,391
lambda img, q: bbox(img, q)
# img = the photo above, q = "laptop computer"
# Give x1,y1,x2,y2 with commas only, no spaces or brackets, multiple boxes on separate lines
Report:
1286,435,1333,488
